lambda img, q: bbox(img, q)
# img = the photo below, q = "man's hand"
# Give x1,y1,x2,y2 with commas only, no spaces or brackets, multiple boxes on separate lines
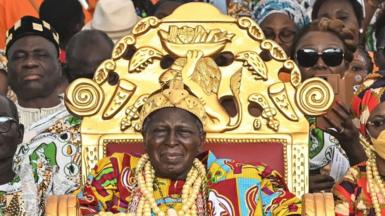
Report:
309,173,335,193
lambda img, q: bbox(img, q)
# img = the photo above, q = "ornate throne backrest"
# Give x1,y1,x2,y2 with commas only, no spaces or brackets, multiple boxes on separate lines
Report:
64,2,334,197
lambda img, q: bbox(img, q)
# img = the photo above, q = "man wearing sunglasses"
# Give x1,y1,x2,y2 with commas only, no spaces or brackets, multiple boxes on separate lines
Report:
0,94,27,215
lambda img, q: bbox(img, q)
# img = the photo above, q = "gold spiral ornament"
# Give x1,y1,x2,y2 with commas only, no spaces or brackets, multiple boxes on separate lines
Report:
295,77,334,116
65,78,104,117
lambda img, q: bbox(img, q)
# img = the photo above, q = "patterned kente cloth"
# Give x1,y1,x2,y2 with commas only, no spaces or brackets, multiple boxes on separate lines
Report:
333,162,385,215
78,152,301,215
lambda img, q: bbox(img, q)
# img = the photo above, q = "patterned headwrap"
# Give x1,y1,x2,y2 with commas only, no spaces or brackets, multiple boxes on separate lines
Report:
352,71,385,136
252,0,310,29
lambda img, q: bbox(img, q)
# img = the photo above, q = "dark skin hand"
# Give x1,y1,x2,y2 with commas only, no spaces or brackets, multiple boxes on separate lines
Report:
309,173,335,192
322,101,367,165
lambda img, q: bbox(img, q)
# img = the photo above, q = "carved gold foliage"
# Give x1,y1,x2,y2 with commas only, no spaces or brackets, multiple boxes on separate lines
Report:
282,60,302,88
121,95,148,131
236,51,267,80
112,35,136,60
237,16,264,41
103,79,137,119
129,47,163,73
296,78,334,116
159,25,234,57
93,68,108,85
261,40,287,61
132,17,160,36
65,78,104,117
248,94,280,131
93,60,117,85
268,82,299,121
191,57,221,95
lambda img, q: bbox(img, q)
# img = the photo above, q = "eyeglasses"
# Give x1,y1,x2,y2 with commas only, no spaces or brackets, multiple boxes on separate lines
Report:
262,28,296,43
0,116,18,133
295,48,345,68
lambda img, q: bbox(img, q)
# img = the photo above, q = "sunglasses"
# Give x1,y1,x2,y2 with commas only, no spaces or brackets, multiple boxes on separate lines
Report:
295,48,344,68
0,116,18,133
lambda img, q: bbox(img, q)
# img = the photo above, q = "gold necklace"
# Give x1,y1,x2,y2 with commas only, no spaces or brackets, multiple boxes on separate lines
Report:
360,136,385,216
367,151,385,216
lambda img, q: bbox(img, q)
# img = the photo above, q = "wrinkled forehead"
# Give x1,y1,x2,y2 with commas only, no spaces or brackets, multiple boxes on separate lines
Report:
143,107,202,130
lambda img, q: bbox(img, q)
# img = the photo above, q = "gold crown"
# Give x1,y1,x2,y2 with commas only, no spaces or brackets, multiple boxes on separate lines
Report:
139,78,207,128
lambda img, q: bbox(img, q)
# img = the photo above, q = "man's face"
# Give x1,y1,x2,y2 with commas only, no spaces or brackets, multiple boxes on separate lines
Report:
142,108,204,180
0,97,23,160
7,36,61,100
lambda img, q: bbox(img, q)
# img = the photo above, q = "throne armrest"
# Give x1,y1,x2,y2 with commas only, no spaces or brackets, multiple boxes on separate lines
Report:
46,195,80,216
302,193,335,216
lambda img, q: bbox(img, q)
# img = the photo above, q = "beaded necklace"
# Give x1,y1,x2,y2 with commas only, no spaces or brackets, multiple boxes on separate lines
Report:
135,154,207,216
96,154,208,216
362,136,385,216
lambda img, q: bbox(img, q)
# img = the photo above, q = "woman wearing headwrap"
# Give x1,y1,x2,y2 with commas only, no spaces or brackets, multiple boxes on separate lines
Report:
333,71,385,215
253,0,310,55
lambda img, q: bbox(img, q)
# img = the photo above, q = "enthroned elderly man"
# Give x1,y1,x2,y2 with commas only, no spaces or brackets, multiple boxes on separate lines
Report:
78,79,301,216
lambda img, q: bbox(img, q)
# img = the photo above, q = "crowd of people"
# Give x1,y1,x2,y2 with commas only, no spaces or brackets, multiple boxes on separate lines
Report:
0,0,385,215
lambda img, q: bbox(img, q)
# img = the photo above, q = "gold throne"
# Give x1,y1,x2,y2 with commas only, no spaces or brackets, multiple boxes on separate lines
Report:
47,3,336,216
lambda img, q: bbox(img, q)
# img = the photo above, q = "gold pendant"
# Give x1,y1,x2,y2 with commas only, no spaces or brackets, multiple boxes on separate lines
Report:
167,208,178,216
